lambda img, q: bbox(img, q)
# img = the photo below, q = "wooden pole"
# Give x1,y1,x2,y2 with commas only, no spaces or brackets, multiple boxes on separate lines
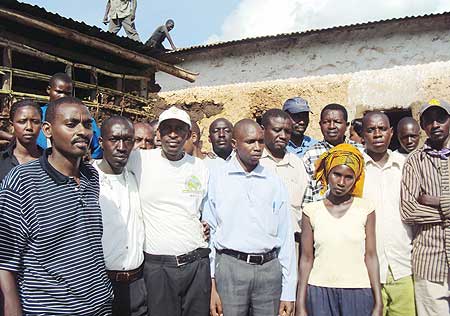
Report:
0,7,198,82
1,47,12,91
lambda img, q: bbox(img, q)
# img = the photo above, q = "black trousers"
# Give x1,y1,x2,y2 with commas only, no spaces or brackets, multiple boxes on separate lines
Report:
111,276,147,316
143,253,211,316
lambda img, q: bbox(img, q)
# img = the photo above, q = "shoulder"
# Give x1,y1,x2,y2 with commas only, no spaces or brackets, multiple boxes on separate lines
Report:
1,159,41,191
302,201,323,218
352,197,375,216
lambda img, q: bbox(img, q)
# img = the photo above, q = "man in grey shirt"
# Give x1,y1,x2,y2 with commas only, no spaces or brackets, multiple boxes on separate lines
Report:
103,0,141,42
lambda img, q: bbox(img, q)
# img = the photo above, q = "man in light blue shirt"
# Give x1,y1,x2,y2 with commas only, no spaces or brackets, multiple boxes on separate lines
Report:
283,97,318,157
204,119,297,316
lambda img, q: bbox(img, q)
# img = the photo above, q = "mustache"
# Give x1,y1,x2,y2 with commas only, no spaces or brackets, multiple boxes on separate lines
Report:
71,136,91,145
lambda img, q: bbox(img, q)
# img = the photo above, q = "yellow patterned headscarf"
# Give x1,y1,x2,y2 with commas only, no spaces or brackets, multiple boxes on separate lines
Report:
314,143,365,197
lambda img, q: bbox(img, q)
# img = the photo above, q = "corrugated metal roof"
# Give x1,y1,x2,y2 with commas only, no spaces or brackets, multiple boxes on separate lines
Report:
170,11,450,55
4,0,147,52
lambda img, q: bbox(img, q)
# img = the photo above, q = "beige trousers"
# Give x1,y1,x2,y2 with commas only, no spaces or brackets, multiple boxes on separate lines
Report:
414,273,450,316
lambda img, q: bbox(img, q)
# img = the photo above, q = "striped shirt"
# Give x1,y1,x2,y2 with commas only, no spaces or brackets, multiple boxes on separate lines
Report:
302,139,364,204
401,143,450,282
0,150,113,315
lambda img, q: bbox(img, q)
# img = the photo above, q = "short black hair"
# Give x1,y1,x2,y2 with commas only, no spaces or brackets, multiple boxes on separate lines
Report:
9,99,42,121
261,109,291,128
49,72,72,87
45,96,85,123
350,118,363,137
321,103,348,122
101,116,133,137
362,111,391,129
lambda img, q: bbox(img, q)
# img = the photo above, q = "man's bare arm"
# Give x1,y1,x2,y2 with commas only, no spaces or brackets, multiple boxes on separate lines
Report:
0,270,22,316
164,27,177,50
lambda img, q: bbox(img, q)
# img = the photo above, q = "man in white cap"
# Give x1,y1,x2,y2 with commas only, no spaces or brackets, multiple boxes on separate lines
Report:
127,106,211,316
282,97,317,157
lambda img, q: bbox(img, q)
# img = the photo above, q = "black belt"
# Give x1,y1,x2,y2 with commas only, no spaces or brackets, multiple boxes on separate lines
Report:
217,248,278,265
144,248,210,267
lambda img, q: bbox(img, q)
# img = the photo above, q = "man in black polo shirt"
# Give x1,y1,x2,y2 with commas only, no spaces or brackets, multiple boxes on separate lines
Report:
0,97,113,315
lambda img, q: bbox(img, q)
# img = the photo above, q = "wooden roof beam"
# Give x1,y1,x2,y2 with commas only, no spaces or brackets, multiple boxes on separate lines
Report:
0,7,198,82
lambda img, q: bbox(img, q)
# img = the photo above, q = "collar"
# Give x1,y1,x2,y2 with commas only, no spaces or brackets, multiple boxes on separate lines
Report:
39,148,94,184
363,149,403,168
261,148,292,167
227,155,266,178
212,149,234,161
423,141,450,160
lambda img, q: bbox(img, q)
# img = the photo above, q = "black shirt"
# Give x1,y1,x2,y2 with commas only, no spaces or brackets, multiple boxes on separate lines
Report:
0,144,19,182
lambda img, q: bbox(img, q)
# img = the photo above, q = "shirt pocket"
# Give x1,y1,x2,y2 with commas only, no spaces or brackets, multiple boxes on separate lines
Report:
265,201,280,236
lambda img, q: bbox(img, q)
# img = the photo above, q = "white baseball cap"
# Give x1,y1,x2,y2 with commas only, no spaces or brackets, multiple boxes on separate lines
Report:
158,106,191,128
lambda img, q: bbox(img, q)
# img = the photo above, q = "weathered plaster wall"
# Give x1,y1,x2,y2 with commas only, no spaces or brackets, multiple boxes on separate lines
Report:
157,16,450,91
158,61,450,146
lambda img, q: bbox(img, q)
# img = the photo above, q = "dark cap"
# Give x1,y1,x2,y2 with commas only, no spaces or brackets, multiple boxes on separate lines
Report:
419,99,450,118
282,97,312,114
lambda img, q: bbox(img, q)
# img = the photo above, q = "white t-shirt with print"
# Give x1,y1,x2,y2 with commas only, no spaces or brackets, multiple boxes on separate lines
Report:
127,148,208,256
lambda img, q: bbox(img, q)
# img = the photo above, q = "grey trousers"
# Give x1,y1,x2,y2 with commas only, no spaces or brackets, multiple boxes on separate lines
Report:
215,252,282,316
108,16,141,42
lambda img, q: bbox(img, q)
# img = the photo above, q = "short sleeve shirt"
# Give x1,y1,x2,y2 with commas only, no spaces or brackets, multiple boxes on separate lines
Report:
304,197,374,288
0,151,113,314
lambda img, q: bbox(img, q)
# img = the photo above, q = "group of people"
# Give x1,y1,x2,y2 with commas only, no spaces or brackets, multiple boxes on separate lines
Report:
103,0,177,51
0,72,449,316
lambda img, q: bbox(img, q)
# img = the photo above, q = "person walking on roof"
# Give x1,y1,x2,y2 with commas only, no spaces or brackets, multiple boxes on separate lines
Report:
104,0,141,42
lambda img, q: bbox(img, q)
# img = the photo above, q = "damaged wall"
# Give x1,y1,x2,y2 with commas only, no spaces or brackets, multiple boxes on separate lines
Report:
158,61,450,146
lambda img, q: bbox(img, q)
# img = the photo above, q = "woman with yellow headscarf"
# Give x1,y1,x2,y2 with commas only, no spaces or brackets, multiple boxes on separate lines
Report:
296,144,382,316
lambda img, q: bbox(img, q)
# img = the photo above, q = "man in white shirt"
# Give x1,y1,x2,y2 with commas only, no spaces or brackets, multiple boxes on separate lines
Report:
259,109,309,254
127,106,211,316
95,116,146,316
362,111,416,316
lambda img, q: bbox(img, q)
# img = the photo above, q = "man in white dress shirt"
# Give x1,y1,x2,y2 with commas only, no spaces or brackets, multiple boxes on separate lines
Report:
95,116,146,316
362,111,416,316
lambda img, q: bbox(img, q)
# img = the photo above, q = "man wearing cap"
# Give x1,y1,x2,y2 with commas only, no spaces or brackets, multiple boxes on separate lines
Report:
127,106,211,316
282,97,317,157
401,99,450,316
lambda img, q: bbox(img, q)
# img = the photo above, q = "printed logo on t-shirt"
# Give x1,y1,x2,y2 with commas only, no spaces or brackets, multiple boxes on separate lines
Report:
183,175,202,193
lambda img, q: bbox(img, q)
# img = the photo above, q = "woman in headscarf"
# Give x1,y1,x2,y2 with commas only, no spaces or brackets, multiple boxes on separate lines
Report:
296,143,382,316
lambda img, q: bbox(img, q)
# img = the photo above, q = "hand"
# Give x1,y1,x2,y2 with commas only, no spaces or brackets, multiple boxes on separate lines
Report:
206,152,217,159
102,17,109,25
210,281,223,316
418,194,440,208
279,301,294,316
202,220,210,241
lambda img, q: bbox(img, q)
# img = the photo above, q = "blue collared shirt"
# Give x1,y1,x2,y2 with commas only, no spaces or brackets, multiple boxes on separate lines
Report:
286,135,318,157
203,156,297,301
37,104,103,159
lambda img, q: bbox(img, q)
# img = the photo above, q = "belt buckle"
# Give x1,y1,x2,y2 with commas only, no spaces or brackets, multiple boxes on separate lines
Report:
176,254,189,267
246,254,264,265
116,272,128,282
